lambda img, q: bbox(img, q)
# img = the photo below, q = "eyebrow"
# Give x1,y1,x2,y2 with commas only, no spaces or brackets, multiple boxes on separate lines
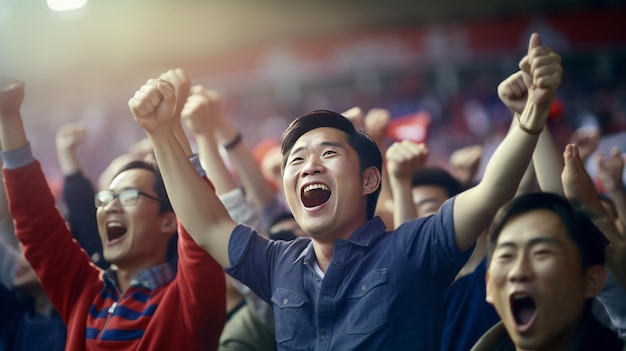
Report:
496,237,562,250
289,141,345,158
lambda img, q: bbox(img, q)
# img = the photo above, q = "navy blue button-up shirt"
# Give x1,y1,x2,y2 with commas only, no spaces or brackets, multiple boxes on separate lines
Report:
226,198,472,351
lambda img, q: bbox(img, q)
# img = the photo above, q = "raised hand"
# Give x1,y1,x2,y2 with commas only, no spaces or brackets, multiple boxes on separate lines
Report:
497,71,528,116
159,68,191,118
449,144,483,187
55,121,88,175
563,143,626,289
364,108,390,146
519,33,562,111
181,86,222,136
56,122,87,152
569,127,600,162
386,140,429,181
128,138,154,161
596,147,625,194
0,78,25,119
561,143,599,211
0,78,28,151
128,79,177,134
342,107,366,132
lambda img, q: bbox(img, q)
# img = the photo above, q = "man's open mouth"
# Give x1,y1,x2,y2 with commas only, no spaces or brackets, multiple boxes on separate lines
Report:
301,183,331,208
106,222,128,242
510,293,537,328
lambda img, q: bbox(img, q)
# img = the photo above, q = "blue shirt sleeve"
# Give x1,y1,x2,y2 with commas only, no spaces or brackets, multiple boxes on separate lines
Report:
1,143,35,169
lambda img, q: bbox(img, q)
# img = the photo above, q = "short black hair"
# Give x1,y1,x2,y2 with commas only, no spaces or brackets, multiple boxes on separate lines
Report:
411,167,463,198
487,192,608,270
280,110,383,219
113,160,173,215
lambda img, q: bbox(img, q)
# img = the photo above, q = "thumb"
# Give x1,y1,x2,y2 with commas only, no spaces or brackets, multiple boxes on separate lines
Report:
156,79,176,101
156,79,178,115
528,33,542,54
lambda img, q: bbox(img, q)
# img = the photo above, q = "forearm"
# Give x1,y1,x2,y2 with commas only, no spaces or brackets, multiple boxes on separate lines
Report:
224,139,277,210
172,120,193,158
0,112,28,152
389,177,416,229
531,121,565,196
516,162,540,196
479,104,547,201
578,200,626,289
196,134,238,196
214,120,277,209
56,147,81,175
593,214,626,289
63,172,104,266
454,104,547,250
147,129,235,267
607,187,626,229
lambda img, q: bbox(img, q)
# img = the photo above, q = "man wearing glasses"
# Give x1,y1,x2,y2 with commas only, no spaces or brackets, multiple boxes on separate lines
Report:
0,79,226,351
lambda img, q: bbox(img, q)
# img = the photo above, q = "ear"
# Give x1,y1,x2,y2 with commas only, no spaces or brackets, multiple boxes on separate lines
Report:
160,212,178,236
362,166,381,196
583,265,606,299
485,270,494,304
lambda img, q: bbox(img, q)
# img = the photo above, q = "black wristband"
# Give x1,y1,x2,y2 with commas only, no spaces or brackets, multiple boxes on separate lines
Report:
223,132,242,150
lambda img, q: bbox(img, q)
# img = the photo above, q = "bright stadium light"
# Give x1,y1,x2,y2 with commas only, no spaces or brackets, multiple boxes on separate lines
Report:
47,0,87,12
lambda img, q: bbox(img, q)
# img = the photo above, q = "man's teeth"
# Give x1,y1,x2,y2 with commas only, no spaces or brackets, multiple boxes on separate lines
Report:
107,222,124,228
303,184,329,193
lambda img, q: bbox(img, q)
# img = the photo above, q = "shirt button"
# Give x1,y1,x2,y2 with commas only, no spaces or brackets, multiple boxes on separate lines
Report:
282,299,288,304
361,285,367,292
321,335,328,340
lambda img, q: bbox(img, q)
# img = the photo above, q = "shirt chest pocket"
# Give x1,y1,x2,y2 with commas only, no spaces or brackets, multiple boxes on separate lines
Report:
271,288,309,344
347,268,389,335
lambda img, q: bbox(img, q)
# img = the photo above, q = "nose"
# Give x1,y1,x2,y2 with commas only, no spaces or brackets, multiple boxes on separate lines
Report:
508,253,534,283
102,196,123,212
301,157,324,177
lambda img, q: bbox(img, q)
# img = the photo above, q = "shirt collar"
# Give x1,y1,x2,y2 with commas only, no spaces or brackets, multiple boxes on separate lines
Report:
103,263,175,292
294,216,387,265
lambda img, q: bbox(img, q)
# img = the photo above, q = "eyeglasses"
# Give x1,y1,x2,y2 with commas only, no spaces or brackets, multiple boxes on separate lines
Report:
95,188,160,208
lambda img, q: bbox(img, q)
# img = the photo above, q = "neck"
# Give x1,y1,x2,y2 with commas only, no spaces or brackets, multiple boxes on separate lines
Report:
311,214,371,273
312,240,335,273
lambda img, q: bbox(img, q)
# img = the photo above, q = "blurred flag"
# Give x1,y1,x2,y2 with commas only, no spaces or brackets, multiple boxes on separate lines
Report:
387,111,431,143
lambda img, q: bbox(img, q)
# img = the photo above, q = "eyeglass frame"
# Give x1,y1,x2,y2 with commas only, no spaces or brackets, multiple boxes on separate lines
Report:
95,188,160,208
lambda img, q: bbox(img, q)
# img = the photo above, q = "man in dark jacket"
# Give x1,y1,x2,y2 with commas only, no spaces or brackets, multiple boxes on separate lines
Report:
472,192,624,351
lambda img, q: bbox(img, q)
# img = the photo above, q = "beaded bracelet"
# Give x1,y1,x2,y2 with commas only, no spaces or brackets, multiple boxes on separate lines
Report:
223,132,243,150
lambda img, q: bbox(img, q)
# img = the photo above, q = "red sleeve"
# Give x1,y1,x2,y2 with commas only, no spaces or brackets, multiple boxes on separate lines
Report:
3,162,101,323
173,174,225,345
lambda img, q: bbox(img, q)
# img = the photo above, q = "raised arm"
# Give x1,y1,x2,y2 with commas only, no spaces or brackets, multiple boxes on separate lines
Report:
453,33,562,251
181,86,238,195
449,144,483,189
385,140,429,229
160,68,193,157
55,122,107,267
129,78,236,267
197,87,278,211
55,122,87,176
596,147,626,230
497,69,563,195
562,143,626,289
0,79,28,151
